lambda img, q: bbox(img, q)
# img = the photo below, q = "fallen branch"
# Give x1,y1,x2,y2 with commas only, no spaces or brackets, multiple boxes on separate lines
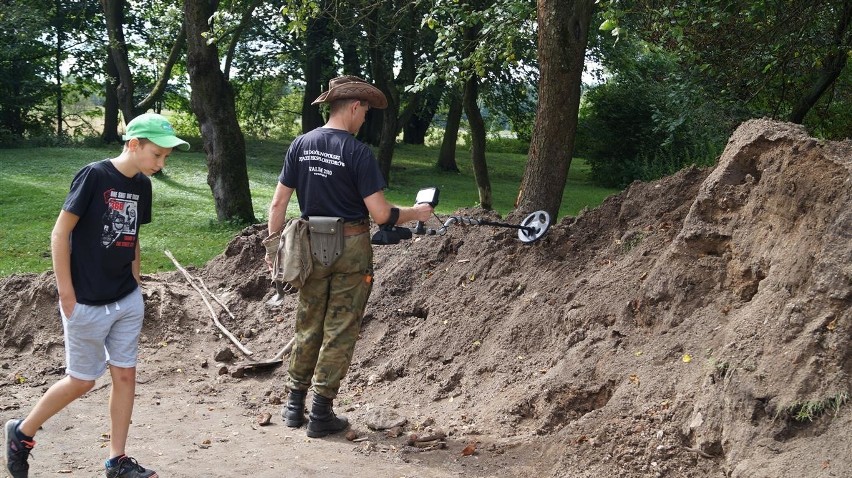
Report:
272,336,296,361
164,249,252,356
196,276,236,320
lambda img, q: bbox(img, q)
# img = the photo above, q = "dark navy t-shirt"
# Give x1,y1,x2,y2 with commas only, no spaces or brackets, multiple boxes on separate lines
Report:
62,159,152,305
279,128,386,221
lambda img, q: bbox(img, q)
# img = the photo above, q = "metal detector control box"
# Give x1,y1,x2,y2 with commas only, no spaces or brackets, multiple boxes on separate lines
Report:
415,187,439,207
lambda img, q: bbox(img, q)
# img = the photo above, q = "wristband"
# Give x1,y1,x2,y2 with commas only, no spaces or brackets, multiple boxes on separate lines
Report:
386,207,400,226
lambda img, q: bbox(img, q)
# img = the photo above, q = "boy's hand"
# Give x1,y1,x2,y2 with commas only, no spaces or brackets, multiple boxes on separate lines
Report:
59,296,77,319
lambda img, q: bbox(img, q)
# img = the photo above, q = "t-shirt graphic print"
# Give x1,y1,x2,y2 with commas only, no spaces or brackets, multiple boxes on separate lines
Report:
101,189,140,249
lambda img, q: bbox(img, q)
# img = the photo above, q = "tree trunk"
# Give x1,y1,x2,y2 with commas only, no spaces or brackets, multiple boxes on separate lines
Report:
100,0,135,122
102,54,121,143
301,9,332,133
366,7,399,183
789,0,851,123
54,0,64,138
463,75,491,210
184,0,255,223
339,35,361,76
516,0,594,219
404,84,441,145
437,87,462,172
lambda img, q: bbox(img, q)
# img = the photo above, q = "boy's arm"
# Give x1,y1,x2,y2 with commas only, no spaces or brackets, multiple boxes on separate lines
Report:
51,210,79,317
133,240,141,285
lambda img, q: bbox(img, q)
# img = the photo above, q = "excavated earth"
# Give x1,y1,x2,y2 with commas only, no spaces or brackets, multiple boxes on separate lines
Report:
0,119,850,477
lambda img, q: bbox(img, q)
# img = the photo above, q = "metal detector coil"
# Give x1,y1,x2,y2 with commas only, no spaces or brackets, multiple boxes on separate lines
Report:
518,210,551,243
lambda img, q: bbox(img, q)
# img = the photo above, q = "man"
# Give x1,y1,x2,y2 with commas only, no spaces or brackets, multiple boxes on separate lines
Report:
266,76,433,438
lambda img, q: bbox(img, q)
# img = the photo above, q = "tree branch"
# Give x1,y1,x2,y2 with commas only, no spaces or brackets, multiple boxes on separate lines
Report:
136,22,187,113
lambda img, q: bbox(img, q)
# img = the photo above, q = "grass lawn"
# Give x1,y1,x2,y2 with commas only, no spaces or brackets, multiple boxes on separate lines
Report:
0,140,619,277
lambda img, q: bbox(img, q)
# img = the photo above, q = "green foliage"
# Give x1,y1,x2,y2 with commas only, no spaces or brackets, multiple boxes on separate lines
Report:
804,63,852,139
232,78,302,140
485,135,529,155
0,2,53,140
417,0,538,141
597,0,852,139
577,47,730,187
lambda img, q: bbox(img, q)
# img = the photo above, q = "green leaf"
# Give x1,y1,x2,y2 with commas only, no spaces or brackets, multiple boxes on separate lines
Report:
600,19,616,31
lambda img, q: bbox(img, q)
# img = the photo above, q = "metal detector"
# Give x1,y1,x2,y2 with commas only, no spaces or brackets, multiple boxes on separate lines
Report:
372,187,552,245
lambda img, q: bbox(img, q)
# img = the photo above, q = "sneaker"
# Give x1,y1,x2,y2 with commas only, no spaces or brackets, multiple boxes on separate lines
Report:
104,456,158,478
4,419,35,478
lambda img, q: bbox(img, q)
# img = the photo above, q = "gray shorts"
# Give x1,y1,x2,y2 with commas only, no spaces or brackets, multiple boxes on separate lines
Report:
60,287,145,380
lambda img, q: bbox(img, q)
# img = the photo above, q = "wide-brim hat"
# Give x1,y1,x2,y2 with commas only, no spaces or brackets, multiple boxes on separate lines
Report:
122,112,190,151
311,75,388,109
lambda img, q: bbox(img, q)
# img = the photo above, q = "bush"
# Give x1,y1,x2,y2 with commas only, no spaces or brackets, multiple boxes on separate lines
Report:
578,49,731,188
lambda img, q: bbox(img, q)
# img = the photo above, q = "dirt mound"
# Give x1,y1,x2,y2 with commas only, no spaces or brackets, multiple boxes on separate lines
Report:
0,119,849,477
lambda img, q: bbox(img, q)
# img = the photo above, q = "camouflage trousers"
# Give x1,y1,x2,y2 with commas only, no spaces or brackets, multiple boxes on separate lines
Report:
287,232,373,399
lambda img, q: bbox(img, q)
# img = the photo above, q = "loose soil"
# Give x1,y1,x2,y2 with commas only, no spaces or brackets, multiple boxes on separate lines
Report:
1,119,850,477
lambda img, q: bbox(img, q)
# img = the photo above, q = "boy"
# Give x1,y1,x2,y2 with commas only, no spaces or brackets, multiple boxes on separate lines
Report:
4,113,189,478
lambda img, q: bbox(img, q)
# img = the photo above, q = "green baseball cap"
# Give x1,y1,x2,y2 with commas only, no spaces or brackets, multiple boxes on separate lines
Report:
122,113,190,151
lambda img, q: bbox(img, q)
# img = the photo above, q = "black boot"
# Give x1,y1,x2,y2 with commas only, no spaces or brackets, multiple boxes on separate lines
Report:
282,389,307,427
306,394,349,438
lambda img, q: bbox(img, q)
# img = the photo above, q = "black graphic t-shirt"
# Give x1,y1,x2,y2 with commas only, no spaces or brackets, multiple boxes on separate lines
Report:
62,159,152,305
279,128,386,221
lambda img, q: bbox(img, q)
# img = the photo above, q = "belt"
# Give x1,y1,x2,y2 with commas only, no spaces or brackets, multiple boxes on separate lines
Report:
343,221,370,237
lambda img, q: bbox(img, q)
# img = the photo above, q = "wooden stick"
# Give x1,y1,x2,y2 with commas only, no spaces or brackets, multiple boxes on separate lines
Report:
271,336,296,361
196,276,236,320
164,250,253,356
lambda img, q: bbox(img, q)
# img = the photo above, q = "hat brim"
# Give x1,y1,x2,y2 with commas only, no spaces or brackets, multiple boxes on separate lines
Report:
137,135,190,152
312,83,388,109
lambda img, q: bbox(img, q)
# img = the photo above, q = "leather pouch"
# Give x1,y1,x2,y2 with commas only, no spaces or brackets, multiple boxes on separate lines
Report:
308,216,344,267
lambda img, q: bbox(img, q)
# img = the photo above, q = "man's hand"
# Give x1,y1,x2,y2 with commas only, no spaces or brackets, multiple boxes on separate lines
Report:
262,230,282,272
411,202,433,222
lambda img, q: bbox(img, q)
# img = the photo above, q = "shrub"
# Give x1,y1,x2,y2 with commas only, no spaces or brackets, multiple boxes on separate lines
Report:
578,49,731,188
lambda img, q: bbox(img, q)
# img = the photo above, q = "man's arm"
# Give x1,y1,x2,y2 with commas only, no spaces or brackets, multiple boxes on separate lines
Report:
51,210,80,318
363,190,433,225
268,182,295,236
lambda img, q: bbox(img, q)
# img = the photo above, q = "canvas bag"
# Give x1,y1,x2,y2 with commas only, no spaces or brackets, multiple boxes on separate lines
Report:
263,218,312,290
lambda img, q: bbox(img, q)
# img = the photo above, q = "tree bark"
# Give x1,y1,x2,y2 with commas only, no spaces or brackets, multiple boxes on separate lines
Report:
184,0,255,223
366,6,399,183
54,0,64,138
301,6,333,133
437,87,463,172
102,54,121,143
463,75,491,209
516,0,594,219
404,84,442,145
789,0,851,123
101,0,135,122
